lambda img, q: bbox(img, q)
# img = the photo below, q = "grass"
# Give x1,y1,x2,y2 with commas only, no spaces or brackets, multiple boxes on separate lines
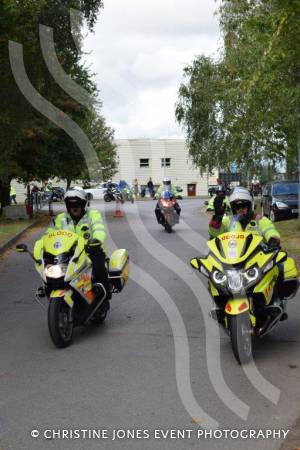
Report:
254,198,300,260
0,219,34,246
276,219,300,260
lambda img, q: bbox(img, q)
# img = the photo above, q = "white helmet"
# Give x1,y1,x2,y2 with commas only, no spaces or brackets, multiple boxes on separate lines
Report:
64,189,87,212
163,177,171,185
229,189,253,213
232,186,249,195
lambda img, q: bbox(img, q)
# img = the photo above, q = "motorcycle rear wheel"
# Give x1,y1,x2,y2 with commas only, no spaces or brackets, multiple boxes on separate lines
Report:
229,312,253,365
48,298,74,348
91,300,110,324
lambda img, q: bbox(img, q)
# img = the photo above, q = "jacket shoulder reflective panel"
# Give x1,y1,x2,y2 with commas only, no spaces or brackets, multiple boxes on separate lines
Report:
48,209,106,243
209,214,280,242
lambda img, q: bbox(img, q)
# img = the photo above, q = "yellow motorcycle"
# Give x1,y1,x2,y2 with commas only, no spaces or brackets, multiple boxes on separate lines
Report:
17,229,129,348
191,232,299,364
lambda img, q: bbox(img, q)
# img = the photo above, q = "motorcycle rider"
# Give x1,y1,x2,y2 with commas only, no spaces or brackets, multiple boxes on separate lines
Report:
209,188,280,246
208,188,291,318
154,177,181,223
48,189,110,300
206,185,231,215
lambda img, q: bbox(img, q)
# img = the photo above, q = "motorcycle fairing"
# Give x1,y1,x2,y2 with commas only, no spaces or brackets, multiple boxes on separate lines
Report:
244,251,273,270
198,254,223,273
253,265,279,304
70,266,95,304
207,232,263,265
43,229,78,256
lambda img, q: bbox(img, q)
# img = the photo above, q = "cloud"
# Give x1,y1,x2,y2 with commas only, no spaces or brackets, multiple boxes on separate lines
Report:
83,0,221,138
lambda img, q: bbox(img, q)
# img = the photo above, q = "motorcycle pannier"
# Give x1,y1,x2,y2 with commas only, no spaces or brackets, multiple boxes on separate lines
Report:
108,249,129,292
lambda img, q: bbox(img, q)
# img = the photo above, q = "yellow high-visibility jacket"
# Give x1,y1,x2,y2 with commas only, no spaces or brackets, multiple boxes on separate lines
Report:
49,209,106,244
206,195,232,213
209,214,280,242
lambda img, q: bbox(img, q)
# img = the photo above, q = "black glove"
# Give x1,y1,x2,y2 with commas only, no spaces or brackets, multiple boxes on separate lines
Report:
85,238,102,256
268,238,281,251
213,196,225,221
214,195,225,215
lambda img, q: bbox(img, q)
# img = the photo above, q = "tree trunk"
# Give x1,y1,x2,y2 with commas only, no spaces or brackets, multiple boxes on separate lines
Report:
66,178,72,190
0,181,11,213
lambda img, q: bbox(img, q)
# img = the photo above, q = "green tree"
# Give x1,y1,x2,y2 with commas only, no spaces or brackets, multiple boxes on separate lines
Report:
176,0,300,193
0,0,117,209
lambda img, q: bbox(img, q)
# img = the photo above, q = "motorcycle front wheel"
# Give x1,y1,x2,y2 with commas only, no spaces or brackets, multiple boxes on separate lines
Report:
48,298,74,348
229,312,253,365
164,222,173,233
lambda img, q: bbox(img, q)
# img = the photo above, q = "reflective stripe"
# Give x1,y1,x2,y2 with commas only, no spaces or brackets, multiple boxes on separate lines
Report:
262,226,277,235
91,220,105,226
92,223,105,230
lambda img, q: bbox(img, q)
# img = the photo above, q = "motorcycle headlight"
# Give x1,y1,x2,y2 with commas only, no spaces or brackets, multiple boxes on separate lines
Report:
45,264,67,279
244,267,259,284
226,270,243,293
212,270,227,285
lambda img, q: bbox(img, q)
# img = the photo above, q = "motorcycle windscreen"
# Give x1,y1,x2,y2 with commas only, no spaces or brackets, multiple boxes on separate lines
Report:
43,230,79,256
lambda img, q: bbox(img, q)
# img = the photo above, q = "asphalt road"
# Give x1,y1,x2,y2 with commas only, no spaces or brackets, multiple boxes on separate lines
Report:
1,199,300,450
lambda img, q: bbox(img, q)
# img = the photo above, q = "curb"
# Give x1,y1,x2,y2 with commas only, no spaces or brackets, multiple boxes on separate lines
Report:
0,220,40,255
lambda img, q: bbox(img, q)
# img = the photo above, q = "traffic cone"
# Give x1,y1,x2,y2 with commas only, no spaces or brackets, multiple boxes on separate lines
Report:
114,199,124,218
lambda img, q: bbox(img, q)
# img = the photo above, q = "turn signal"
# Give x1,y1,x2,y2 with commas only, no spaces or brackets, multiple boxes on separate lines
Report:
225,304,232,312
238,302,248,312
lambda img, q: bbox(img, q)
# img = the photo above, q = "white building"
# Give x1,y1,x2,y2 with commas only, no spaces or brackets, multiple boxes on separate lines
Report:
112,139,217,197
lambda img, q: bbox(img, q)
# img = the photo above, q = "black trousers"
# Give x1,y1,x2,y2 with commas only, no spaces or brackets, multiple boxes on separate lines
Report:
88,247,110,296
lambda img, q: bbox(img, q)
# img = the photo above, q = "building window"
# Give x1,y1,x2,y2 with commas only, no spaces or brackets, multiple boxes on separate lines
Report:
161,158,171,167
140,158,150,168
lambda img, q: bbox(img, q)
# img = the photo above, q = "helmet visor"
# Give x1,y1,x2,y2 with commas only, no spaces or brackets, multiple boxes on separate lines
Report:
232,200,251,210
66,198,83,208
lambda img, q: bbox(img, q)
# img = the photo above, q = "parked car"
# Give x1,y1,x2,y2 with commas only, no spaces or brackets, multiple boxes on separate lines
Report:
261,180,299,222
84,182,118,200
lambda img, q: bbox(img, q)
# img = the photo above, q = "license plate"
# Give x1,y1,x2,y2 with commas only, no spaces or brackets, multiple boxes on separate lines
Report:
292,209,299,214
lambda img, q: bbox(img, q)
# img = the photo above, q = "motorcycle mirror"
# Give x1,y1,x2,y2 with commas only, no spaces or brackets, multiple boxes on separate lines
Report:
16,243,28,253
190,258,199,270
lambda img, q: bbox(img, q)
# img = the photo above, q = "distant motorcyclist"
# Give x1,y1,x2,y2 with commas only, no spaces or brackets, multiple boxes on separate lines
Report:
155,177,181,223
106,179,114,190
47,189,110,299
208,188,280,246
118,180,129,191
206,185,231,215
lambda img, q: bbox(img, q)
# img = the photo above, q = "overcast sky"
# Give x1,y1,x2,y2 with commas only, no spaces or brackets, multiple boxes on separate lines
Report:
83,0,221,139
